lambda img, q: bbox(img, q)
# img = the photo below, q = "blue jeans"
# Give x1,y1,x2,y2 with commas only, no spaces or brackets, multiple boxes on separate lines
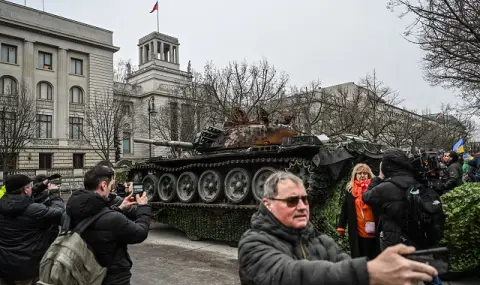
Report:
424,275,442,285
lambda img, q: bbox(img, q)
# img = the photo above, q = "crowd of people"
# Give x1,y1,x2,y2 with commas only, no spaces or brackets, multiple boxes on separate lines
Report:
238,148,470,285
0,161,151,285
0,147,476,285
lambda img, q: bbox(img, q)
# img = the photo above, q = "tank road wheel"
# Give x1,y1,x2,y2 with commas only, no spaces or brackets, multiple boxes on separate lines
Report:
286,160,315,192
176,172,198,203
198,170,224,203
224,168,252,204
142,174,159,201
252,167,276,202
157,173,178,202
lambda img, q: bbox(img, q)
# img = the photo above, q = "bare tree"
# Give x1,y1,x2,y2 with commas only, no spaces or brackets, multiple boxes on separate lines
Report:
388,0,480,112
287,80,329,135
323,85,370,138
80,90,130,162
136,71,212,158
358,69,404,142
202,58,289,123
0,81,36,173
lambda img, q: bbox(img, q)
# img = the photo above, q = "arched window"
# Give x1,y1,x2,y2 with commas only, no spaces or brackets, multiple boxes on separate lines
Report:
0,76,17,95
37,81,53,100
70,86,84,104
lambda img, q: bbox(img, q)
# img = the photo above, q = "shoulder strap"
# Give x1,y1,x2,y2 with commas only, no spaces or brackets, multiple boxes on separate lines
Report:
73,208,112,235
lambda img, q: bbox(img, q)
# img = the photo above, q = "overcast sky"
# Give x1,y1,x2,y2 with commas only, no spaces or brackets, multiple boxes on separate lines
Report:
12,0,459,112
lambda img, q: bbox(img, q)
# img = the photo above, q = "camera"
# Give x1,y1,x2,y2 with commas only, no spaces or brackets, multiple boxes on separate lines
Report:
116,183,126,197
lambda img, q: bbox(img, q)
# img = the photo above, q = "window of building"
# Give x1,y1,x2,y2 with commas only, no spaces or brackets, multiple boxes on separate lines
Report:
122,104,131,115
70,58,83,75
0,44,17,64
36,114,52,138
70,86,84,104
69,117,83,139
169,102,179,140
180,103,194,141
0,76,17,95
37,81,53,100
73,153,84,169
39,153,53,169
123,132,131,154
38,51,52,70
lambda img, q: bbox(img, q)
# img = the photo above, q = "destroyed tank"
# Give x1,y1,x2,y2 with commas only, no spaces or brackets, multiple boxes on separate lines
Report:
128,116,384,206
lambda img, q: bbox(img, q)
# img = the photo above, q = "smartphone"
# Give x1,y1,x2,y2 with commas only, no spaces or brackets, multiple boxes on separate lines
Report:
132,183,144,196
403,247,448,257
403,247,449,275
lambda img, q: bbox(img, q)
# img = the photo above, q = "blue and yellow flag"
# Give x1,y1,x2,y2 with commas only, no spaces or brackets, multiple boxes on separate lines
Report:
453,139,464,153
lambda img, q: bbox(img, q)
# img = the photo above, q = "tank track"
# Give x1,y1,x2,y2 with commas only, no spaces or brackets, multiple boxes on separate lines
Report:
130,156,332,207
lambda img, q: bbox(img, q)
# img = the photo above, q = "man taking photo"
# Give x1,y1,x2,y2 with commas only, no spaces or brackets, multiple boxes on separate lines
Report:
66,164,151,285
0,174,64,285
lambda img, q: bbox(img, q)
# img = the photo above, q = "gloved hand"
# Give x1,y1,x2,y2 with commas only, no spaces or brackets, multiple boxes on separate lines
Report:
337,228,345,236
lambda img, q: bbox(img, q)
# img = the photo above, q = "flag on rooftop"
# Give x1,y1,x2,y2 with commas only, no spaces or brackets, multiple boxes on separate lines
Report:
150,1,158,13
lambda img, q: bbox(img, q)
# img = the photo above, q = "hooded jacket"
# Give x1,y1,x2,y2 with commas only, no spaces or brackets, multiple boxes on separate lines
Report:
238,205,369,285
362,148,417,250
66,190,151,285
0,193,64,280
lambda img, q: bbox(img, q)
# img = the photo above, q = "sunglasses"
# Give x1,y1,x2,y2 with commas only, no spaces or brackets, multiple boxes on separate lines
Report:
270,195,309,207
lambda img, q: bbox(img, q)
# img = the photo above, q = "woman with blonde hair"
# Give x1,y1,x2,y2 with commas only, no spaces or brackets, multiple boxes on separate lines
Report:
337,163,378,259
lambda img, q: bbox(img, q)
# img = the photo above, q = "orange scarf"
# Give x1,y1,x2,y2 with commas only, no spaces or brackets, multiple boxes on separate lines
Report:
352,179,371,210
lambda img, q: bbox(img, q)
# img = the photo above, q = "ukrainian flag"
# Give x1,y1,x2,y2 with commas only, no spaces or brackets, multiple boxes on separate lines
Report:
453,139,465,154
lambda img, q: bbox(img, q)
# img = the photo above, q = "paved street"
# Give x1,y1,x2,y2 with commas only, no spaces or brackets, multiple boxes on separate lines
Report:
130,223,479,285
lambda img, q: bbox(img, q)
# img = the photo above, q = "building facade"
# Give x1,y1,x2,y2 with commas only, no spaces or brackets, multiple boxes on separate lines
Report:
114,31,204,165
0,0,119,172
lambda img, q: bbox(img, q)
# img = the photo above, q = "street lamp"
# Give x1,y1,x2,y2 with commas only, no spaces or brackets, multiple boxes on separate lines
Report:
147,96,157,158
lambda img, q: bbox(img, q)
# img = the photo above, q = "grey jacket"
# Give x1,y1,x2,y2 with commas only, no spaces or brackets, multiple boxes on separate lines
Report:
238,205,370,285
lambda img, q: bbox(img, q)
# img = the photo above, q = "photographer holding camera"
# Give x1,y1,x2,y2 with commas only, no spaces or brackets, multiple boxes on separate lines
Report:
0,174,65,284
65,163,151,285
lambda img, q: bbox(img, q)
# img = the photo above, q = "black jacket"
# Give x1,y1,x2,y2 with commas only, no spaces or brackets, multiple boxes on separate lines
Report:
0,193,64,280
444,161,463,191
66,190,151,285
238,205,369,285
338,188,380,259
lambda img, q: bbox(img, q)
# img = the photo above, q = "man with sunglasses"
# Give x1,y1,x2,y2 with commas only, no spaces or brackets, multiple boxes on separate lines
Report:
238,171,438,285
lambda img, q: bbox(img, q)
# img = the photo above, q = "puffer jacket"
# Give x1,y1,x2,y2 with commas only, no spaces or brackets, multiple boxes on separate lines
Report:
363,148,417,250
66,190,151,285
238,205,369,285
0,193,64,280
444,161,463,191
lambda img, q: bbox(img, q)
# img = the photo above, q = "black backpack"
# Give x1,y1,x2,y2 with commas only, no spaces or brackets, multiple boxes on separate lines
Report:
390,180,446,248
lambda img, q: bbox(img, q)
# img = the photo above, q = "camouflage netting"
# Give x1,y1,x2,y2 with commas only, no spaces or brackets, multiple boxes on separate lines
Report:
440,183,480,273
154,206,256,243
310,179,351,254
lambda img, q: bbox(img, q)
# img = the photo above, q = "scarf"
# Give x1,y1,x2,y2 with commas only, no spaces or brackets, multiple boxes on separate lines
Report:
352,179,371,210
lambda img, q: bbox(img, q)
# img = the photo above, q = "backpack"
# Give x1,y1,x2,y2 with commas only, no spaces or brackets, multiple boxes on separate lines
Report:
389,180,446,248
37,208,111,285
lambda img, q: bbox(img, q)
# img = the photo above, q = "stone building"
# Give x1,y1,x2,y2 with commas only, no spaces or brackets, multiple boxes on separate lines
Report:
0,0,119,171
114,31,205,166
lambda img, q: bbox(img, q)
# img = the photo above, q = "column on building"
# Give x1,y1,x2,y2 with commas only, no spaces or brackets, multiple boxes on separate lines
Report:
139,46,143,65
56,48,68,141
150,41,155,61
160,42,164,60
22,40,35,95
175,45,179,64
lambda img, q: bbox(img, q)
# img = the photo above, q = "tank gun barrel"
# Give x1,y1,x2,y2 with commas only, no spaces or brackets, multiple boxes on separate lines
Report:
133,138,194,149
